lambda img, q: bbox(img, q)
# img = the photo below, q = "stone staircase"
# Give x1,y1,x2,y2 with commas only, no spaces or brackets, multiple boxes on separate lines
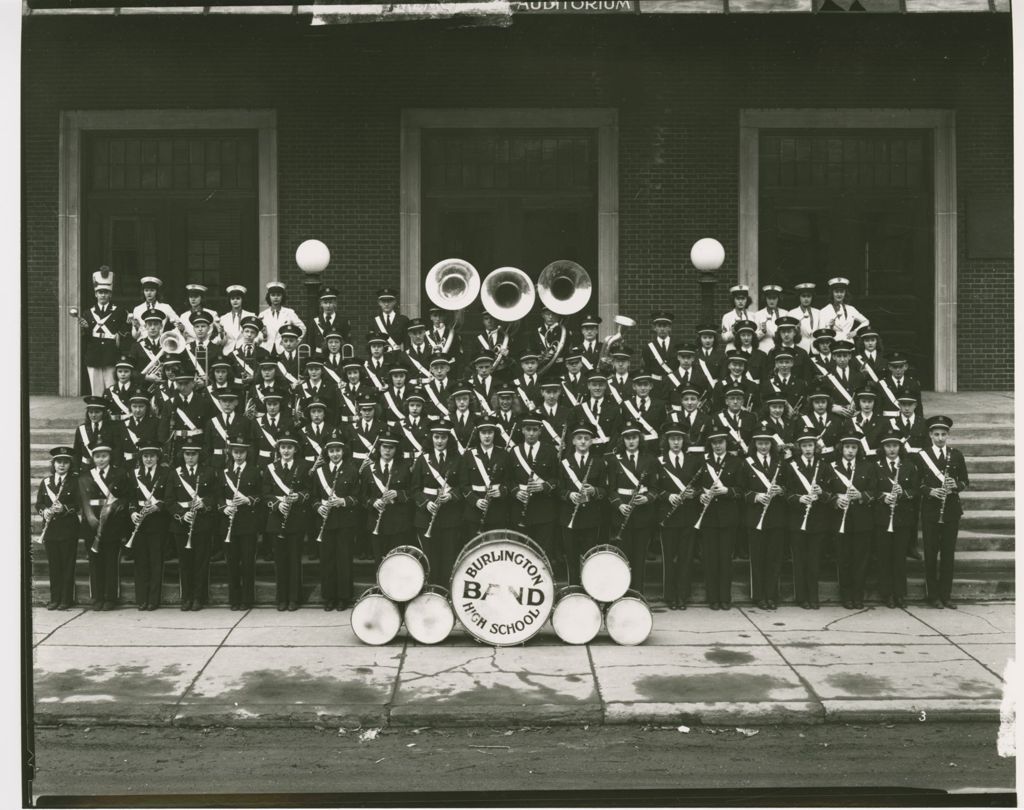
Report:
27,394,1015,606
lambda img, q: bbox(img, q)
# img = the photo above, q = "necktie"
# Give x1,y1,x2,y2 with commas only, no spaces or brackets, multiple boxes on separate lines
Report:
439,451,446,466
939,450,947,468
762,455,769,468
55,476,63,489
528,446,535,463
890,461,896,476
245,346,252,357
641,398,648,409
903,418,910,430
332,354,339,364
673,454,681,471
100,468,107,481
846,462,852,476
382,463,390,478
270,418,277,428
578,454,586,468
629,454,637,469
235,465,243,476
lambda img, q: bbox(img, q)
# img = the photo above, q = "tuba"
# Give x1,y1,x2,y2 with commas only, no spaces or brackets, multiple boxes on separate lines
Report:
536,260,591,375
426,258,481,352
481,267,536,323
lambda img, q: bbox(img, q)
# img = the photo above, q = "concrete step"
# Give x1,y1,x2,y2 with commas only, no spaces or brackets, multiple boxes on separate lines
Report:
960,491,1015,510
960,510,1015,532
968,473,1015,492
957,531,1015,551
948,427,1015,441
956,440,1015,457
968,456,1014,474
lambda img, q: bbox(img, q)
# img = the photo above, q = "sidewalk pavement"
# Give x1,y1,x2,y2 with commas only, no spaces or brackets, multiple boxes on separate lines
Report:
31,603,1014,729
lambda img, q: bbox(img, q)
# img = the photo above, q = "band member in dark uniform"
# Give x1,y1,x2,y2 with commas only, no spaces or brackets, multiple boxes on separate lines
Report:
656,424,701,610
853,327,886,386
642,310,677,399
79,444,131,610
220,436,263,611
694,325,725,391
760,348,806,412
159,369,216,466
575,314,603,376
607,346,634,407
320,329,350,389
205,389,254,470
571,372,620,450
307,286,350,353
829,435,879,609
559,348,589,408
786,432,831,609
711,350,758,413
165,439,219,611
426,305,463,370
668,386,709,450
262,431,309,611
694,428,744,610
126,444,170,611
917,415,969,609
666,344,707,404
511,350,543,414
448,388,477,456
846,388,886,460
403,318,435,385
73,397,123,469
819,340,863,419
361,431,413,562
730,320,768,387
248,358,292,417
877,351,925,420
538,380,571,454
295,357,341,425
119,395,159,468
423,355,456,423
509,413,560,564
312,434,360,611
744,424,787,610
767,316,812,382
130,312,171,383
476,311,515,382
460,420,512,534
607,421,661,594
230,316,271,389
467,350,499,417
79,278,131,396
536,305,568,379
372,287,409,350
36,446,80,610
397,392,430,464
623,373,665,454
413,422,463,585
104,358,145,423
558,425,607,587
874,431,920,608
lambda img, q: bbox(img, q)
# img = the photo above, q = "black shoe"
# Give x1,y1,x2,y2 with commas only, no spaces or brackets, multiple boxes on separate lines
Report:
147,603,159,611
942,599,957,610
136,603,146,611
895,597,905,608
929,598,945,609
767,600,777,610
886,597,896,608
241,603,252,611
323,602,333,611
801,601,811,610
190,601,202,611
853,601,863,609
180,600,192,611
276,602,286,611
679,602,687,611
811,602,820,610
230,604,241,611
287,601,299,611
842,600,853,610
721,602,732,611
46,601,58,611
757,600,769,610
103,601,116,611
57,603,70,611
710,602,720,611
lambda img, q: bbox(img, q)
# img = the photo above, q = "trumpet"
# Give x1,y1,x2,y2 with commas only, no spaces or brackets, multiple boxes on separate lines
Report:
800,461,820,532
566,457,595,530
938,473,956,524
755,463,782,531
372,467,394,536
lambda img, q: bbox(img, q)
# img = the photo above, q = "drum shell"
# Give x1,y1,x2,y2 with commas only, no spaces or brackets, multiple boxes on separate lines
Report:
351,586,402,646
580,543,631,603
604,589,654,646
550,585,602,645
404,585,456,645
377,544,429,602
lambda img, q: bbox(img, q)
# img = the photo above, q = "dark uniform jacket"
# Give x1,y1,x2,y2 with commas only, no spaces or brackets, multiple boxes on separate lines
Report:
767,343,813,382
493,409,521,450
252,412,294,465
36,472,80,541
557,371,589,409
667,407,710,451
344,415,386,465
362,358,390,392
81,304,130,368
507,441,559,526
127,465,172,537
295,380,342,425
247,378,293,415
656,451,703,529
711,374,759,413
843,412,887,458
689,452,745,529
742,452,788,530
916,444,969,523
307,313,350,352
621,395,668,452
118,415,160,467
607,373,634,407
887,413,929,453
205,412,255,468
163,463,221,537
395,416,430,463
666,367,708,402
217,461,263,537
403,343,435,385
571,397,621,449
103,380,146,422
711,408,757,456
872,456,921,530
460,446,513,529
372,312,410,350
558,449,608,530
467,374,499,416
230,345,272,387
759,373,807,410
606,450,662,531
310,459,361,531
379,385,416,427
784,454,834,532
448,410,478,455
510,375,543,413
422,378,456,422
538,403,573,452
73,419,123,469
260,459,310,535
876,372,925,418
693,346,726,389
826,457,879,533
129,335,166,379
411,449,463,532
78,464,132,541
793,410,844,459
853,350,887,386
158,391,217,446
360,457,413,535
298,421,334,466
726,347,769,386
816,365,863,411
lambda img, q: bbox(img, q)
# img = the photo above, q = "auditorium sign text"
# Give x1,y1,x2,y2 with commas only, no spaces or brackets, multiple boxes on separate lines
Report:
512,1,637,12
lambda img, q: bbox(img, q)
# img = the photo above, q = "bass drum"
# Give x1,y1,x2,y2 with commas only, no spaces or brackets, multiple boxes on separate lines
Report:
550,585,602,645
377,544,429,602
351,586,402,646
404,585,456,645
580,544,631,603
450,529,555,646
605,589,654,646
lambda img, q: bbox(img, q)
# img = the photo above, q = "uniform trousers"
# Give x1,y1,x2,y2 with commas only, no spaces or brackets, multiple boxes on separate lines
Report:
562,526,600,587
791,530,823,605
373,531,414,567
225,533,257,607
922,516,959,602
699,526,735,605
659,526,696,605
525,521,558,574
614,526,652,594
88,537,121,604
273,531,304,604
875,526,909,599
177,531,211,605
132,531,164,607
423,527,460,588
748,527,784,603
319,528,353,605
87,366,115,397
44,536,77,606
837,529,871,603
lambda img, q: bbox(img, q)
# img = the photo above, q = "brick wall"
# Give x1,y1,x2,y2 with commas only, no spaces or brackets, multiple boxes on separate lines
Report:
23,13,1012,393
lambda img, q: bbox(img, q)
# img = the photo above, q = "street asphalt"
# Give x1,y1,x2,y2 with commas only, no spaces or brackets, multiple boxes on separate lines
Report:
30,602,1015,729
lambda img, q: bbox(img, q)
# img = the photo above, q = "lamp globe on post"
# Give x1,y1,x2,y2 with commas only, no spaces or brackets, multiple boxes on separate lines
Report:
690,237,725,325
296,239,331,342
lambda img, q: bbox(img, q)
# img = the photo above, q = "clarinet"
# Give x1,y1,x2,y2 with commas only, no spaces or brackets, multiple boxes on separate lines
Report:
315,465,345,544
612,470,647,543
800,461,820,532
755,462,783,531
566,456,595,530
372,467,394,536
837,468,856,535
886,463,902,534
38,504,67,545
937,471,955,525
184,495,201,550
476,456,498,531
694,464,724,530
660,467,700,528
423,474,452,540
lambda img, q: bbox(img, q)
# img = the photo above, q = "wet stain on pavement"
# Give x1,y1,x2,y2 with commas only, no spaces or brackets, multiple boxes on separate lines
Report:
354,667,373,675
635,672,793,703
35,664,185,701
407,675,595,705
825,672,892,695
207,668,388,705
565,674,583,683
704,648,755,665
957,679,1000,697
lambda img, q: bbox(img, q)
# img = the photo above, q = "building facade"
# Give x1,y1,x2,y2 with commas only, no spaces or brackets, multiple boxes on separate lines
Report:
23,3,1012,394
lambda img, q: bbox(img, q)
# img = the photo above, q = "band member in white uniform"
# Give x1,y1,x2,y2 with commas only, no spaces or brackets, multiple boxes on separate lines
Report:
130,276,179,340
259,281,307,353
754,283,784,353
178,284,221,344
819,277,870,342
788,282,823,353
719,284,754,344
218,285,257,356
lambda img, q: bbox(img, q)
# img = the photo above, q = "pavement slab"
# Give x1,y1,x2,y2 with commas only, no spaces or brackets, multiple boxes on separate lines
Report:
743,605,944,645
33,644,215,725
634,607,769,646
42,609,239,647
176,645,403,727
32,609,85,646
391,646,600,725
955,643,1015,678
904,603,1015,645
224,607,367,647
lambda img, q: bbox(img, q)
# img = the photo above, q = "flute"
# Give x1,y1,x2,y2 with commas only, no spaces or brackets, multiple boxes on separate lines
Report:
755,463,782,531
800,461,820,532
566,457,594,530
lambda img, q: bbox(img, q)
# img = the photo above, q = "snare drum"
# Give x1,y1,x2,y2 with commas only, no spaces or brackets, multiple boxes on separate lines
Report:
404,585,455,645
377,544,429,602
351,586,402,645
580,544,631,603
450,529,555,646
605,589,654,646
550,585,602,645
